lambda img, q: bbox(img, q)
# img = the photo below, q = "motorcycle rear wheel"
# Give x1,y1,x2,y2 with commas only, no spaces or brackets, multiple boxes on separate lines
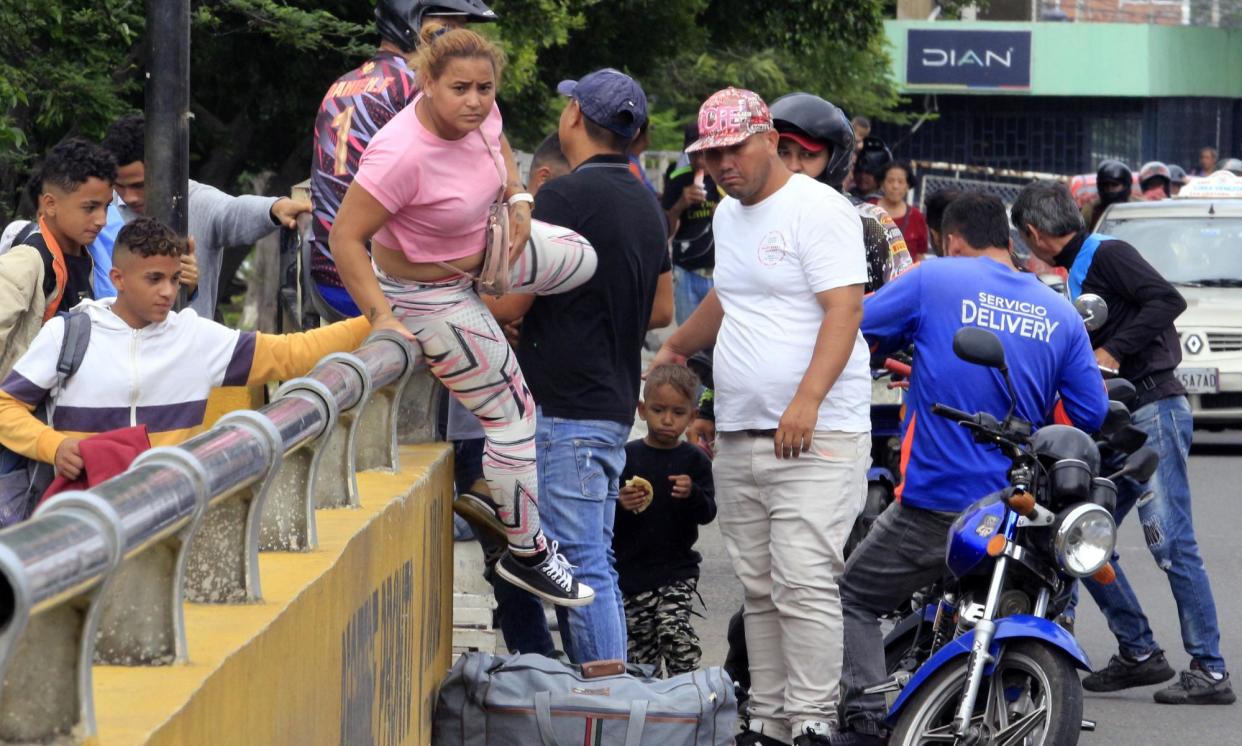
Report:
889,640,1082,746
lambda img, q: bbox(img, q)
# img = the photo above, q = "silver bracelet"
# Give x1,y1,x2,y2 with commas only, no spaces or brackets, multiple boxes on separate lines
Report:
506,192,534,207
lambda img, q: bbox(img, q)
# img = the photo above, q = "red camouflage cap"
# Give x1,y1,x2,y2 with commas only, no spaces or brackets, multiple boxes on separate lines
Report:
686,87,773,153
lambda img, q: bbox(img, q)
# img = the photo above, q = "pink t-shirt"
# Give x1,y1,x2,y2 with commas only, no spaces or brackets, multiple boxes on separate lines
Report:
355,94,504,263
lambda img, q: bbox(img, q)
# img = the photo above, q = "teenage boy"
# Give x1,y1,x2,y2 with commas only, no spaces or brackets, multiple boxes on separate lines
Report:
500,68,672,663
97,113,311,319
654,87,871,746
0,139,116,378
0,218,370,478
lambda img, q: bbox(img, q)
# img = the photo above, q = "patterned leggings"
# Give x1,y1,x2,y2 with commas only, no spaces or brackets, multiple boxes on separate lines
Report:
624,578,703,677
378,221,597,554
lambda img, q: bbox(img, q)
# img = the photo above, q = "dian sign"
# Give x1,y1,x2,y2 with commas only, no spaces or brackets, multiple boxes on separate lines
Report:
907,29,1032,89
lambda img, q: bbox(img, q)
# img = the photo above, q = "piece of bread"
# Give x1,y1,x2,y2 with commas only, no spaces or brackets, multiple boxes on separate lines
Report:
624,476,654,513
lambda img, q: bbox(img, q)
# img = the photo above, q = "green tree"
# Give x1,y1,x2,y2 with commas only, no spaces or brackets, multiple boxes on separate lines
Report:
0,0,902,221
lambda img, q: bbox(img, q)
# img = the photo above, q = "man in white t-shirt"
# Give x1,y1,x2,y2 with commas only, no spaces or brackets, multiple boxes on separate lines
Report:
653,88,871,746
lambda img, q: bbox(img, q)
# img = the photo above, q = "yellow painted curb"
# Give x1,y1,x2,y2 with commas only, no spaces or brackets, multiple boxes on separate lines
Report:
92,443,454,746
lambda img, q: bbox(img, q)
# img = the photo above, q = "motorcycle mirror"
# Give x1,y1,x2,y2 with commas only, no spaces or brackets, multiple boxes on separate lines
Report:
1075,293,1110,331
1107,424,1148,454
1114,446,1159,483
953,327,1008,371
1105,378,1137,406
1100,401,1131,436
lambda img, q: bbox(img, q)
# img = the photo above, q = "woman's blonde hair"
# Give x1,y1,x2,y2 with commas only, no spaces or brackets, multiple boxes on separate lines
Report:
413,22,506,83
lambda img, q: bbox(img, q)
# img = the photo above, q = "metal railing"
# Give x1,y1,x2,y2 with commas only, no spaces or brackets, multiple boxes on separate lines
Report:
0,329,441,744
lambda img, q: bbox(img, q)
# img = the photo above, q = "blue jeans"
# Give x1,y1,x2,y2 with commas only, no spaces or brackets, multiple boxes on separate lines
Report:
1082,395,1226,673
535,410,631,662
673,265,713,327
455,439,554,656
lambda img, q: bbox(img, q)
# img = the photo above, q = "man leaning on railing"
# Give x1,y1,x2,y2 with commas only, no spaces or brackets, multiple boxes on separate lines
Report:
0,217,370,503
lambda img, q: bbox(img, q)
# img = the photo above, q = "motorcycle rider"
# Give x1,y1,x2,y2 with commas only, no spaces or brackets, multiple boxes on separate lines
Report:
851,137,892,203
1081,159,1136,232
771,93,913,293
1168,164,1189,196
1139,161,1172,200
831,193,1108,745
1013,180,1235,705
308,0,522,317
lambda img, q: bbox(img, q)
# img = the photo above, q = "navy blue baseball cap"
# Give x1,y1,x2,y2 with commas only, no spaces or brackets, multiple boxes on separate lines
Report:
557,68,648,140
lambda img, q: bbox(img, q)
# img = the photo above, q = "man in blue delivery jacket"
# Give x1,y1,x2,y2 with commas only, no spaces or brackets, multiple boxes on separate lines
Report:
831,193,1109,745
1014,180,1234,706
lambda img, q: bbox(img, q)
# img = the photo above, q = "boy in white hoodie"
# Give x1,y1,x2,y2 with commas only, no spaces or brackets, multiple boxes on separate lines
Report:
0,217,370,479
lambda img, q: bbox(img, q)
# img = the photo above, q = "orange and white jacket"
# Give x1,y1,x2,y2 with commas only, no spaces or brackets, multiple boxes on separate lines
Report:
0,297,370,465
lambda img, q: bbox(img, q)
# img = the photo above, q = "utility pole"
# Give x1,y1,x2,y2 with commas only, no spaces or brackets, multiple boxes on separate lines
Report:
145,0,191,307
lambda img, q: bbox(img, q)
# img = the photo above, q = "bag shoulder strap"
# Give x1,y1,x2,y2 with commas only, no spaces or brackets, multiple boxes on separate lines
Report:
478,124,507,202
57,310,92,382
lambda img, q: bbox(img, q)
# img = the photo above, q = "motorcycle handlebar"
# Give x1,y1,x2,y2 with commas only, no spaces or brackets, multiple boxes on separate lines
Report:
931,403,974,423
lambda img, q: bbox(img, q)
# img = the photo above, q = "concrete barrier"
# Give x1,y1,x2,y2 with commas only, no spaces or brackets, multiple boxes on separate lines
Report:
0,329,451,745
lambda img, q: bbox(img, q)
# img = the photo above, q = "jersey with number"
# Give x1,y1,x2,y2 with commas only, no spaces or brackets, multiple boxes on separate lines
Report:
309,51,416,287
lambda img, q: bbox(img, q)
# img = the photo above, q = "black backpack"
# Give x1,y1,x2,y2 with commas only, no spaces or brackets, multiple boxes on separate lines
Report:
0,310,92,525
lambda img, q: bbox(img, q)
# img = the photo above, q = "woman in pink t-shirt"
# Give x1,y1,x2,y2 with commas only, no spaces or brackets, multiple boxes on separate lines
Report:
330,25,597,606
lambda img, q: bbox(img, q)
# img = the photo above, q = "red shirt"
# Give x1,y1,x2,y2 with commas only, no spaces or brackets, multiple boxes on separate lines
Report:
892,206,929,261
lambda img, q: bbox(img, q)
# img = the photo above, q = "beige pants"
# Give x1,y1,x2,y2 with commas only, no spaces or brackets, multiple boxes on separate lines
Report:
715,429,871,738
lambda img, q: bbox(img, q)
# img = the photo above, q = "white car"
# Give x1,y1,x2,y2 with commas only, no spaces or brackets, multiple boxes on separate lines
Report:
1098,171,1242,428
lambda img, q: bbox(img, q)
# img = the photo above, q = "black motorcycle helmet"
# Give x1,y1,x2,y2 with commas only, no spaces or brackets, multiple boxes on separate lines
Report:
1031,425,1101,506
376,0,498,53
858,137,893,174
1095,159,1133,208
770,93,855,190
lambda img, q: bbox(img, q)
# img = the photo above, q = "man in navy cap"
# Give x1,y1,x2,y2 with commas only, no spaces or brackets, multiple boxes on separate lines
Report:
489,68,673,662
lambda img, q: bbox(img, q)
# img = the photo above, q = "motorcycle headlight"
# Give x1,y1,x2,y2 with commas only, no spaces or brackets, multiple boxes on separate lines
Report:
1053,503,1116,577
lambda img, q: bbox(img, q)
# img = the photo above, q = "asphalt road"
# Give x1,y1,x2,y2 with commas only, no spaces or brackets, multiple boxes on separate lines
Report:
686,430,1242,743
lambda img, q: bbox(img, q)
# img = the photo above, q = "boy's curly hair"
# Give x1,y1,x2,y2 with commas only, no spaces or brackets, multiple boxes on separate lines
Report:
643,364,701,404
39,138,117,194
115,217,186,258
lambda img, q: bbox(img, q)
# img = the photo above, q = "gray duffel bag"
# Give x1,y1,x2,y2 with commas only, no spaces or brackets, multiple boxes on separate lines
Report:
433,651,737,746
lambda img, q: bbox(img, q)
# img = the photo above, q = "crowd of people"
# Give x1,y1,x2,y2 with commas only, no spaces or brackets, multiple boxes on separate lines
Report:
0,1,1235,744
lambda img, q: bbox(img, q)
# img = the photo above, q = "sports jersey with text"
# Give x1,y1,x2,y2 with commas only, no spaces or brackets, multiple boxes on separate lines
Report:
309,52,416,286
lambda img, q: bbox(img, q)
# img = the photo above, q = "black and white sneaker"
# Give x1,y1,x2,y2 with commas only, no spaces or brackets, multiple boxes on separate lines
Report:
496,541,595,607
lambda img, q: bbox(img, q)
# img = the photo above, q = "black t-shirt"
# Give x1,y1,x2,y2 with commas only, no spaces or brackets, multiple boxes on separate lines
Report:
523,155,671,424
614,440,716,595
35,231,94,311
661,165,718,271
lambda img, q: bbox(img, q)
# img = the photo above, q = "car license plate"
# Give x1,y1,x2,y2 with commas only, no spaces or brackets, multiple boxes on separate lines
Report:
1176,367,1219,394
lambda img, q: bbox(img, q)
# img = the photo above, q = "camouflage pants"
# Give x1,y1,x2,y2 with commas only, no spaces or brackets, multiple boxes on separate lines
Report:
623,578,702,677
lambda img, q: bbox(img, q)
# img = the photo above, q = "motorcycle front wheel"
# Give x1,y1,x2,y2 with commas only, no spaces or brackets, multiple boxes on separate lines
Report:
889,640,1082,746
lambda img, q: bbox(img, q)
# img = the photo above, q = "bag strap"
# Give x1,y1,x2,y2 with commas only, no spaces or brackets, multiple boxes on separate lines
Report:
624,699,649,746
433,126,510,284
57,311,92,381
533,691,564,746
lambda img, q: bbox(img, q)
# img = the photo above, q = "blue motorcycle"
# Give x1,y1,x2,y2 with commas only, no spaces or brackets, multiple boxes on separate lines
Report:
877,327,1157,746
